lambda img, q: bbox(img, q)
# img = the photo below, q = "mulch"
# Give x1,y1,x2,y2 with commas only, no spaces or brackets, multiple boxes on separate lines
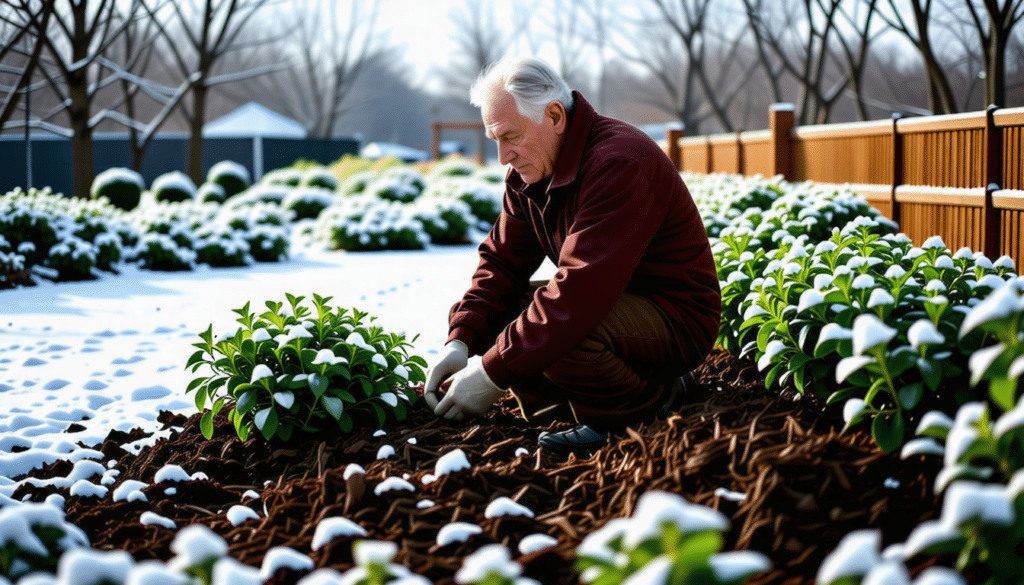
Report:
13,348,943,584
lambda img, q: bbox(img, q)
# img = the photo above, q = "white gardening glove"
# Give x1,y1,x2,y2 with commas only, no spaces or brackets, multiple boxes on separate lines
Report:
434,356,504,421
423,340,469,410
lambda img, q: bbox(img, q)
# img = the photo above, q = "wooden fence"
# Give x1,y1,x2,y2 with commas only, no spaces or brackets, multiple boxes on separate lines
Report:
665,105,1024,268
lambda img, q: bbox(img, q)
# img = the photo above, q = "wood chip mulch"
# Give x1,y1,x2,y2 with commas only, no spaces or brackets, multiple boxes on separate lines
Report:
12,348,943,584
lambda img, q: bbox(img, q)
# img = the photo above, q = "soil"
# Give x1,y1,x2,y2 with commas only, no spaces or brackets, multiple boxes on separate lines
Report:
14,349,943,584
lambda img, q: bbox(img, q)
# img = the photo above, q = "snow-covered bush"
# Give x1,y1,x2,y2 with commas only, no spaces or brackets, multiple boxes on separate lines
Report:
197,182,228,204
0,502,89,579
424,177,503,227
427,156,478,181
46,236,97,281
150,171,197,203
315,197,429,252
576,490,770,585
282,187,336,221
338,170,378,197
261,167,304,187
207,160,251,199
300,166,339,191
187,294,426,441
224,185,291,210
365,175,422,203
194,226,251,267
90,167,144,210
413,196,474,245
132,233,197,271
472,165,506,184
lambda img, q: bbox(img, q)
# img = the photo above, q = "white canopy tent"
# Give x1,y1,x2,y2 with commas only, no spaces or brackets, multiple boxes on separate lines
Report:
203,102,306,180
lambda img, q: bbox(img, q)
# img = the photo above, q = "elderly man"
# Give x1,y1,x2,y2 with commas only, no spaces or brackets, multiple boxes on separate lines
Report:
423,57,721,457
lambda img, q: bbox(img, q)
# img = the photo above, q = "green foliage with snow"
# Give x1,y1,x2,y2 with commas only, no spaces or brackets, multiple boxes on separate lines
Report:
90,167,144,211
186,293,427,442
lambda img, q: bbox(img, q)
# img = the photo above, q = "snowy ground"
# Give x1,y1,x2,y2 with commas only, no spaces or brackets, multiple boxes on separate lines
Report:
0,241,554,478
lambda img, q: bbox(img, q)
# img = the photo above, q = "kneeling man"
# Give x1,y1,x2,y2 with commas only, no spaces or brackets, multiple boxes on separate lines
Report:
423,57,721,457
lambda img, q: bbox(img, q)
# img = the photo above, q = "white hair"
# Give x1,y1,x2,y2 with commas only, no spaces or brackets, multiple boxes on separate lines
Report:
469,57,574,124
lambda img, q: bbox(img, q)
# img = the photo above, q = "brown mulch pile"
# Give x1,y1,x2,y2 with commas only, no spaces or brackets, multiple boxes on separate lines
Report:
13,349,943,584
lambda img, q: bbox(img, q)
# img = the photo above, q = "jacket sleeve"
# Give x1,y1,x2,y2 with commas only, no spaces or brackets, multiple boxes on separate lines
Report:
481,155,669,388
447,187,546,356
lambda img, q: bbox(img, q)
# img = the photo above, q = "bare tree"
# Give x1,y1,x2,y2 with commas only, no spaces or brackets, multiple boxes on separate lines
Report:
617,0,754,133
146,0,279,184
964,0,1024,107
0,1,53,130
835,0,885,121
880,0,959,113
28,0,144,199
231,0,380,138
439,0,514,99
744,0,852,124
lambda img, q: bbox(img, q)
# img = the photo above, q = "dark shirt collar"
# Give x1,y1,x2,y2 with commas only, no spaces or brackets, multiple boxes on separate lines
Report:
506,90,595,195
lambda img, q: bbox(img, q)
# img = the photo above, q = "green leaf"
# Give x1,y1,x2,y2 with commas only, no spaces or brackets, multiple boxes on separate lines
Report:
918,357,942,392
186,376,208,394
371,403,387,426
872,412,905,453
898,383,924,410
339,412,354,433
185,350,206,371
308,373,328,397
193,384,208,411
273,391,296,410
990,378,1018,412
337,389,357,403
200,411,215,440
359,378,373,397
277,423,293,442
323,396,344,420
255,407,278,440
236,390,257,415
240,339,256,364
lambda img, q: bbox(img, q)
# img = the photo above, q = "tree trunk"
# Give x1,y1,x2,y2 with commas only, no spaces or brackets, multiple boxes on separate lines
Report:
68,81,94,199
187,83,208,185
986,20,1008,107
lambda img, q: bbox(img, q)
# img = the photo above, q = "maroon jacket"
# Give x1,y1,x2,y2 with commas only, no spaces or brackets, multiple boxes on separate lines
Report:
448,92,721,389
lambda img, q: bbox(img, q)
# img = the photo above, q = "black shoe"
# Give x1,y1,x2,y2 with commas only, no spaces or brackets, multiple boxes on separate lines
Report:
538,425,608,457
659,372,702,418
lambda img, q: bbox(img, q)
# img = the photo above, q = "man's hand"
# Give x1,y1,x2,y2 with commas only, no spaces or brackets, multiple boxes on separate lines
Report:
423,340,469,410
434,356,504,421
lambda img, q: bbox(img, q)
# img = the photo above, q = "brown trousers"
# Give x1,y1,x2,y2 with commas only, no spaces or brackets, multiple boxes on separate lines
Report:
486,286,690,431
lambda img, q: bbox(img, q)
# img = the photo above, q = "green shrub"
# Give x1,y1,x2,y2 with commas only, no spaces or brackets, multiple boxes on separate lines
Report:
150,171,196,203
186,294,427,441
316,198,429,252
301,167,339,191
133,233,197,271
414,197,473,245
261,168,304,187
282,187,335,221
338,171,378,197
91,167,145,210
207,160,251,198
197,182,227,204
0,502,90,579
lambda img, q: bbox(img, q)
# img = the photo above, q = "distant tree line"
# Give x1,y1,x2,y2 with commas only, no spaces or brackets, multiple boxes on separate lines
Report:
2,0,1022,198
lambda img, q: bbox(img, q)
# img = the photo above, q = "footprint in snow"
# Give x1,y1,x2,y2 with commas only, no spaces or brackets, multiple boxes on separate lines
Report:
113,369,133,377
111,356,145,365
23,357,46,366
83,380,108,391
43,379,71,391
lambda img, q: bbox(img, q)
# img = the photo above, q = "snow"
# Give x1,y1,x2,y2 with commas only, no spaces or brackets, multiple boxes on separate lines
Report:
113,479,149,502
815,529,881,583
436,522,482,547
353,540,398,566
55,549,135,585
908,320,945,349
374,477,416,495
454,544,521,583
518,533,558,554
259,546,315,579
311,517,367,550
913,567,967,585
851,313,897,355
714,487,747,502
484,497,535,519
226,505,260,526
343,463,366,480
154,464,192,484
376,445,396,459
435,448,471,476
708,551,771,582
140,511,176,530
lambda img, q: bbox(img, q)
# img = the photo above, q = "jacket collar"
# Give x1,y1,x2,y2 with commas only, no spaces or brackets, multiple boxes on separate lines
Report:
506,90,595,195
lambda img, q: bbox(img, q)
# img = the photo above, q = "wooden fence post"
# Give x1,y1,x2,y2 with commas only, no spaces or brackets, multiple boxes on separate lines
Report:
666,123,684,171
983,104,1002,259
431,122,441,160
769,103,794,180
891,113,903,227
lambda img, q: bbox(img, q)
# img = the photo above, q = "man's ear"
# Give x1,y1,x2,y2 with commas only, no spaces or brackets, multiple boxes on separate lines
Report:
547,100,567,135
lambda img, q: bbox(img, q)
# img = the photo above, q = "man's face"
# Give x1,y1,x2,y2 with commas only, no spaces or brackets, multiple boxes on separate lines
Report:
482,89,566,185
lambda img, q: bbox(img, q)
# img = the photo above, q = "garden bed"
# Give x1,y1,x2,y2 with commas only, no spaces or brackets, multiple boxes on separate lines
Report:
14,349,942,584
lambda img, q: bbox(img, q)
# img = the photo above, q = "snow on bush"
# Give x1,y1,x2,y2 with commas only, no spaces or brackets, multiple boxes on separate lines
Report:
423,177,503,228
338,170,378,197
206,160,251,199
315,196,430,252
427,156,478,181
413,196,474,245
0,502,89,579
300,166,339,191
149,171,197,204
90,167,145,211
197,182,227,204
282,187,336,221
261,167,304,187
